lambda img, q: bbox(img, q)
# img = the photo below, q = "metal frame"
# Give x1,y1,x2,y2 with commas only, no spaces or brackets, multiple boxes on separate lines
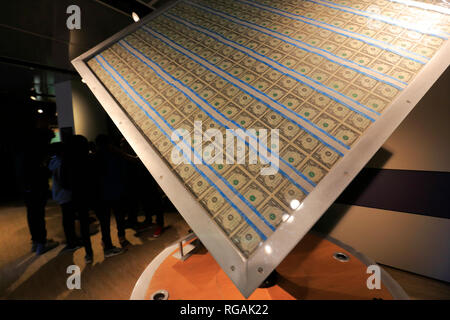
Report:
172,232,197,260
72,0,450,298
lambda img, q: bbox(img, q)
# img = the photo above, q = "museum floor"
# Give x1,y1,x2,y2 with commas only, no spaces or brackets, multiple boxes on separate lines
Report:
0,201,448,300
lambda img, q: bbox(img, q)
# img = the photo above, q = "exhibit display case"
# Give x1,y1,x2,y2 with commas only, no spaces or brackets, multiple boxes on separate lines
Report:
72,0,450,298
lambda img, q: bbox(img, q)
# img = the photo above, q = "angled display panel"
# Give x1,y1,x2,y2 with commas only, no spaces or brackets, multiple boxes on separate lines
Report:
72,0,450,297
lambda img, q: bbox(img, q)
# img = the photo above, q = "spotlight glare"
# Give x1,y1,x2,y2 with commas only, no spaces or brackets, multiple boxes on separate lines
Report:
37,109,43,114
290,199,300,210
30,96,37,101
132,12,140,22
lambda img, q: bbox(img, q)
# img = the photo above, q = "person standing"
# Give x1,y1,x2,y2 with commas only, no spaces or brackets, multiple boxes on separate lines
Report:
60,135,95,263
140,169,165,238
49,142,82,252
22,128,59,255
94,135,130,257
119,137,165,237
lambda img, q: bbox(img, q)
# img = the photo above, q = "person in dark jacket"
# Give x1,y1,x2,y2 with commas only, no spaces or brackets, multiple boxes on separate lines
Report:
22,128,59,255
94,135,132,258
49,142,84,253
120,138,165,237
60,135,94,263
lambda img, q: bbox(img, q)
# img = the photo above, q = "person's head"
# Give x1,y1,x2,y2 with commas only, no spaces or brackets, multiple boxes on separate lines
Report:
95,134,110,151
26,128,54,160
119,137,134,154
88,141,96,154
33,128,54,145
67,135,89,157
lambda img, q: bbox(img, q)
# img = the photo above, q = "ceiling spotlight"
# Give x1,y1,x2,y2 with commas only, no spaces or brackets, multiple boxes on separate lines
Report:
132,12,140,22
81,78,86,84
30,95,37,101
37,109,43,114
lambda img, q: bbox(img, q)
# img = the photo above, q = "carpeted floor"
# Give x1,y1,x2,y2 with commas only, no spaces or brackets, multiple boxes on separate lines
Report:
0,200,190,299
0,201,448,300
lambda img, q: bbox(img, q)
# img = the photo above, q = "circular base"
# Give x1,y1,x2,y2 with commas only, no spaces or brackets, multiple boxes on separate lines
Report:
133,232,408,300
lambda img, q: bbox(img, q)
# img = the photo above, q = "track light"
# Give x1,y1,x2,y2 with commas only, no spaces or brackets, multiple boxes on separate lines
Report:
132,12,140,22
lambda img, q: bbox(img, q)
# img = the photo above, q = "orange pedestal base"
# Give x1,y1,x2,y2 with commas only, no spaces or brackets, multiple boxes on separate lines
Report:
139,232,406,300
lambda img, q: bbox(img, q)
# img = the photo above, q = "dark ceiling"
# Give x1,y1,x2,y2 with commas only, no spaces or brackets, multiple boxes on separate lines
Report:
0,0,166,101
0,0,168,199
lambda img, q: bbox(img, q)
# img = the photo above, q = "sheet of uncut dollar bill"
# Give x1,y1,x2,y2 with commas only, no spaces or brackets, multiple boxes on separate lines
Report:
73,0,450,297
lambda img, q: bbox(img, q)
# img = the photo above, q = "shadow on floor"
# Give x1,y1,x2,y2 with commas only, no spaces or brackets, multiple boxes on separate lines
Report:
1,205,189,299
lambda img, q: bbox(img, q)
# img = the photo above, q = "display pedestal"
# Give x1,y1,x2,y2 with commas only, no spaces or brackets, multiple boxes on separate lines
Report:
131,232,408,300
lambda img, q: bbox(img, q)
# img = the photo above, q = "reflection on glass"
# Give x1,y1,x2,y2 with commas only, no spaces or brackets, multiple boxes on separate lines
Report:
290,199,300,210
